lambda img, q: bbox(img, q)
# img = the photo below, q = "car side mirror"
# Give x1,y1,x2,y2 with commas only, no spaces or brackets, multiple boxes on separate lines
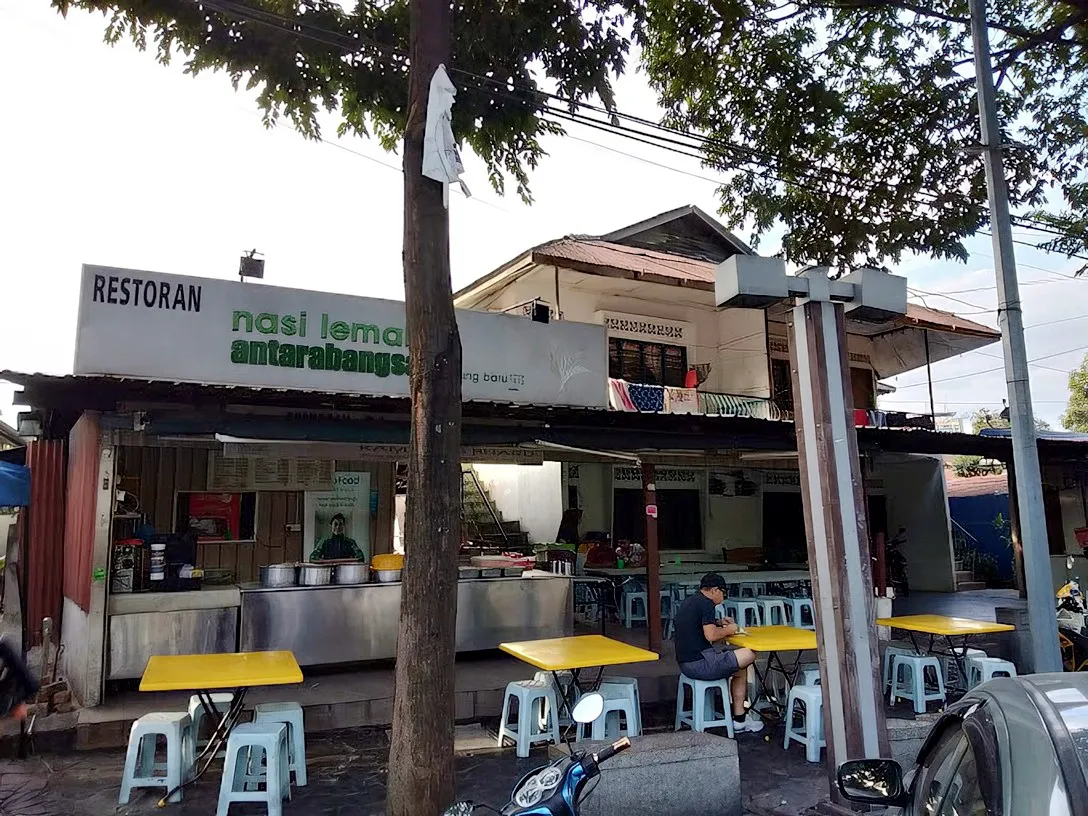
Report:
837,759,907,805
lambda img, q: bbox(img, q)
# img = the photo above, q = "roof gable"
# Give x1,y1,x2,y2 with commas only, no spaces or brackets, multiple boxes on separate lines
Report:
599,205,753,264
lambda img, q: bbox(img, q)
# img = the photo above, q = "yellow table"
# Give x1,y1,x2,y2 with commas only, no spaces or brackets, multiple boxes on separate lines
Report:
877,615,1016,693
501,636,659,729
140,651,303,805
726,626,819,714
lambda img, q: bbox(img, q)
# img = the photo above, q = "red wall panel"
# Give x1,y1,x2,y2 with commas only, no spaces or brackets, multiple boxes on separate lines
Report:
23,440,66,645
62,413,101,613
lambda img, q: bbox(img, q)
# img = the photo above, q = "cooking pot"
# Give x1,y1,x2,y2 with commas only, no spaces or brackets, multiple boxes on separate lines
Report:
334,562,370,584
298,563,333,586
259,563,298,588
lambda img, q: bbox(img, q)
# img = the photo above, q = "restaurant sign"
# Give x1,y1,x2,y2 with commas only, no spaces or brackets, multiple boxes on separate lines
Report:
75,265,608,408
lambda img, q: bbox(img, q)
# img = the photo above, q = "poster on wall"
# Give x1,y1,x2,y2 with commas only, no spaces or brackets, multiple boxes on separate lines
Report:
186,493,242,541
303,471,371,562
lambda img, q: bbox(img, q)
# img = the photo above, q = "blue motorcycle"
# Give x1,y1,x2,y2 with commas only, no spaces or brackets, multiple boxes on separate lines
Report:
443,693,629,816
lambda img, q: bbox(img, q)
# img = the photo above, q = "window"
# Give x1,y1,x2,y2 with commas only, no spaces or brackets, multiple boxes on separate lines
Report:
912,725,971,815
608,338,687,387
771,358,794,413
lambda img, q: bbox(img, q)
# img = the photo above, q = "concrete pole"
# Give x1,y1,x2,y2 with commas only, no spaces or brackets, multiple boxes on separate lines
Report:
969,0,1061,671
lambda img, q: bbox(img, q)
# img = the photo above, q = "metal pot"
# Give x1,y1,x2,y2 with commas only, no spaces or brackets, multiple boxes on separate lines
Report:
334,562,370,585
259,563,298,588
298,564,333,586
375,569,402,583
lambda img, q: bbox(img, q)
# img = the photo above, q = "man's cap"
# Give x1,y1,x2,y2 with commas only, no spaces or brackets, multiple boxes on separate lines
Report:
700,572,727,590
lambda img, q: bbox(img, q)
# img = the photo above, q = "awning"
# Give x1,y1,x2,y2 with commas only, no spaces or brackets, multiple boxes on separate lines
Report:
0,461,30,507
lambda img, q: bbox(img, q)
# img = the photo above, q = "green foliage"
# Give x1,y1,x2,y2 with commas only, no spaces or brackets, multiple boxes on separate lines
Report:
628,0,1088,270
52,0,632,203
1061,352,1088,432
953,455,985,477
969,407,1050,434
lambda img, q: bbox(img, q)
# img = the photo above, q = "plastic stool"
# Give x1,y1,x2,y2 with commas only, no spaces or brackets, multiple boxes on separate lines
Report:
967,657,1017,689
783,685,826,763
726,600,762,628
882,645,918,692
188,693,235,751
890,654,946,714
738,582,766,598
534,670,574,728
581,681,641,741
798,662,821,686
498,680,561,758
941,649,987,689
756,597,789,626
253,702,308,787
217,722,290,816
624,591,648,627
788,598,816,629
674,674,735,737
120,712,194,805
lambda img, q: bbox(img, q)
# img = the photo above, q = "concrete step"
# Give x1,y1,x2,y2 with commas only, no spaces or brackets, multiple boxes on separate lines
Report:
956,581,988,592
954,570,974,584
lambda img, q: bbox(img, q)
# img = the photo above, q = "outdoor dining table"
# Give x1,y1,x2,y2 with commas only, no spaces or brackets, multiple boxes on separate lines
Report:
499,635,659,728
876,614,1016,693
726,625,818,714
139,650,303,805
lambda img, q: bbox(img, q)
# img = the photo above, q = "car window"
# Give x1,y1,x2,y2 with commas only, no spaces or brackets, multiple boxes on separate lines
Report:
939,749,988,816
913,725,970,815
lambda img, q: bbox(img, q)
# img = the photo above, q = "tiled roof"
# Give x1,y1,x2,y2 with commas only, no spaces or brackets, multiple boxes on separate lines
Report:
946,472,1009,498
532,238,1000,338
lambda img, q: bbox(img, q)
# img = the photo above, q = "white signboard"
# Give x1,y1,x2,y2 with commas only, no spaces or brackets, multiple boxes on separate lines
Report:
596,310,693,346
75,266,608,408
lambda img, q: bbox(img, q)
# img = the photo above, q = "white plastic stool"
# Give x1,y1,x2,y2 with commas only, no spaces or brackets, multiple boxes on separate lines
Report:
756,597,789,626
253,702,308,787
217,722,290,816
498,680,561,758
674,674,735,737
600,676,643,735
788,598,816,629
534,670,574,728
726,600,762,628
798,662,821,686
580,682,641,741
940,649,987,689
188,693,235,752
624,591,648,627
890,654,946,714
967,657,1017,689
120,712,195,805
738,582,767,598
783,685,825,763
882,645,918,692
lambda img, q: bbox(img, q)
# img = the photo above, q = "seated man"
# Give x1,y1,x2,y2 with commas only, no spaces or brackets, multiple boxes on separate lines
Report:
673,572,763,733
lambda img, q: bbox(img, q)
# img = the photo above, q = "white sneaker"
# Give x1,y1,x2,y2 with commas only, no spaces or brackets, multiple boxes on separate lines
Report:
732,713,765,734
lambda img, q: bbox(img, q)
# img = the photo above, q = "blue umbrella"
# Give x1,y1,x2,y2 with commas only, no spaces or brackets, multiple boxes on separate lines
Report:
0,461,30,508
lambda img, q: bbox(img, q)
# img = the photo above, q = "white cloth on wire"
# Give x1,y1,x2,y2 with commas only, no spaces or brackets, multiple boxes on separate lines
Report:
422,64,470,200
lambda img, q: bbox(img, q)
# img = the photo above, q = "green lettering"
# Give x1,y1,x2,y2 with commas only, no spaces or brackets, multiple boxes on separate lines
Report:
255,313,278,334
391,353,407,376
329,321,350,341
248,341,268,365
281,315,297,336
308,346,325,370
232,311,253,333
231,340,248,363
342,349,359,372
382,326,405,347
278,343,296,367
267,340,280,366
325,343,343,371
375,352,391,378
358,350,374,374
320,312,329,339
351,323,380,344
299,311,307,337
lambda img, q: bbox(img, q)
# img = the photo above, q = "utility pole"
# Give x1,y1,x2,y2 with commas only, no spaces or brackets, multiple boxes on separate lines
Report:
387,0,462,811
969,0,1061,672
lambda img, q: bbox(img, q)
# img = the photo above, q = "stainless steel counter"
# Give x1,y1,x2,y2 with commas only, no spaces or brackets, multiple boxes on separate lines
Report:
239,576,573,666
108,586,241,615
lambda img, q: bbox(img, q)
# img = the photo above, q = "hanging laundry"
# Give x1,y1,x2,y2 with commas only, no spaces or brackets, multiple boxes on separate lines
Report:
608,379,637,411
627,383,665,413
422,64,470,206
664,387,699,415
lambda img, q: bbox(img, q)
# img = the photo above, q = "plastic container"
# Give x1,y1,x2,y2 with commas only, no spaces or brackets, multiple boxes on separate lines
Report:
149,542,166,583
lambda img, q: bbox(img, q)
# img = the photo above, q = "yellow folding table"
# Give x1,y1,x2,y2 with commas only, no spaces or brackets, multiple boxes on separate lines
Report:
500,635,659,727
876,614,1015,693
727,626,819,713
140,650,303,804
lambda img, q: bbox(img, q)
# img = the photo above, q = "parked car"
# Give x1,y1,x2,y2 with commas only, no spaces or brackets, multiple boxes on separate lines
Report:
837,673,1088,815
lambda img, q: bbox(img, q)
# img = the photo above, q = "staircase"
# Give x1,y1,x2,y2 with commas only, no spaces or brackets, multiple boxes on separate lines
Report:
952,519,988,591
461,467,531,551
955,569,987,592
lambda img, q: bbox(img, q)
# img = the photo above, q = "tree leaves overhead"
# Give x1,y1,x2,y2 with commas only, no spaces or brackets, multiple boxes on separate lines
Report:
52,0,631,202
628,0,1088,270
1061,352,1088,433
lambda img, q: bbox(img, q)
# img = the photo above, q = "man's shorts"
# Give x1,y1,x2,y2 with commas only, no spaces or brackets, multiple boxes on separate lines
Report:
679,646,740,681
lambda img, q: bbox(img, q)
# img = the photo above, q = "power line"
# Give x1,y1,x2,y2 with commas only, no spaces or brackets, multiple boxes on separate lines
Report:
892,342,1088,390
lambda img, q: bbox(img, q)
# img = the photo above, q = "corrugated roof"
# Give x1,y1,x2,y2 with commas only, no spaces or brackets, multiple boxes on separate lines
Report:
946,472,1009,498
531,238,999,338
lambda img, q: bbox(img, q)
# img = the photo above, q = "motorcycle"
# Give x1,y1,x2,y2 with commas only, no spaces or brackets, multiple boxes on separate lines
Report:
442,693,630,816
1057,578,1088,672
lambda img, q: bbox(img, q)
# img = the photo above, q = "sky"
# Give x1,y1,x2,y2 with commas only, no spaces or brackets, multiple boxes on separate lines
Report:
1,1,1086,430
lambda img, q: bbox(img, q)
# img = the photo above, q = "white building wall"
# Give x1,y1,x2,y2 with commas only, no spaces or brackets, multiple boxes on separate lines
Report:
880,454,957,592
472,462,564,544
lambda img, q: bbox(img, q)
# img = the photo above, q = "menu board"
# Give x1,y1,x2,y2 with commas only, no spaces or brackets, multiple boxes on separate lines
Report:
207,452,334,492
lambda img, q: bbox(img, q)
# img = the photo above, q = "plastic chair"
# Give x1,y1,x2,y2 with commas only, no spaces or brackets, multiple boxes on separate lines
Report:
120,712,195,805
756,597,789,626
726,600,762,628
188,693,235,753
941,649,987,689
216,722,291,816
579,681,641,741
674,674,735,737
881,645,918,692
966,657,1017,689
783,685,826,763
253,702,308,787
788,598,816,629
498,680,561,758
624,591,648,628
798,662,821,686
890,654,946,714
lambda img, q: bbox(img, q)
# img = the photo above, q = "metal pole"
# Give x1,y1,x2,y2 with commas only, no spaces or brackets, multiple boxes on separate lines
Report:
969,0,1061,671
924,329,936,420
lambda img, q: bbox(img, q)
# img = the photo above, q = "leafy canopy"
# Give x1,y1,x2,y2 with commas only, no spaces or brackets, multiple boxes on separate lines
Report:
52,0,632,202
1061,352,1088,432
629,0,1088,269
969,406,1050,434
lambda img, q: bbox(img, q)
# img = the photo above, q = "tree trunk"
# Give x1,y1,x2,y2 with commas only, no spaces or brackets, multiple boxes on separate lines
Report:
386,0,459,810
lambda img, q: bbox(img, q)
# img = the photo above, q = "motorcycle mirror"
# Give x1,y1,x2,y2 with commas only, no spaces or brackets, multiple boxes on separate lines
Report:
1069,556,1075,571
571,693,605,725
